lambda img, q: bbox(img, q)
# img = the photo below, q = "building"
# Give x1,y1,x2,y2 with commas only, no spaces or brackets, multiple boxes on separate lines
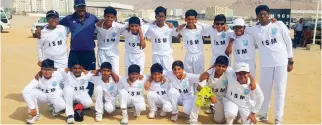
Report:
15,0,26,13
205,6,228,20
24,0,32,12
173,9,183,17
138,9,154,20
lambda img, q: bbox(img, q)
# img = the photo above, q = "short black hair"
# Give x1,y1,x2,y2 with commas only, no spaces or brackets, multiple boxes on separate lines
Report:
150,63,163,74
101,62,112,70
155,6,167,16
185,9,198,18
214,14,226,23
41,59,54,68
255,5,270,15
129,16,141,26
214,55,229,66
128,64,140,74
172,60,184,69
70,60,83,68
104,6,117,16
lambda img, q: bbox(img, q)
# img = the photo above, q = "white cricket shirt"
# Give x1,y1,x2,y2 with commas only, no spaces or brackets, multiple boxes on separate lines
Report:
119,76,148,98
233,34,256,61
90,76,120,100
177,25,204,54
96,22,127,50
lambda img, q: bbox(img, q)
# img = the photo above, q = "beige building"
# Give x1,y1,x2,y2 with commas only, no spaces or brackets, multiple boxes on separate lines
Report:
138,9,154,20
206,6,228,20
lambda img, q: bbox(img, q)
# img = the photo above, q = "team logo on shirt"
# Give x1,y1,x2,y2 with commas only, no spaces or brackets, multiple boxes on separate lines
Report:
108,85,114,91
161,83,166,89
221,32,226,39
52,81,57,87
138,84,143,89
271,28,278,36
222,79,228,86
196,34,200,38
181,80,188,88
243,40,248,46
244,88,251,95
58,32,63,39
112,32,117,37
73,20,76,23
80,79,86,85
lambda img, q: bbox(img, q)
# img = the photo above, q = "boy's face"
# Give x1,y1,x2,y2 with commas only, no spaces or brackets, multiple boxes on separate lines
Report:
41,67,54,79
214,64,228,75
152,72,162,83
172,66,184,78
233,26,245,36
100,68,112,78
47,16,59,27
129,72,140,81
236,71,249,84
185,16,197,27
155,12,166,24
257,10,270,24
74,5,86,17
129,24,140,33
104,13,115,25
72,64,84,77
214,21,225,32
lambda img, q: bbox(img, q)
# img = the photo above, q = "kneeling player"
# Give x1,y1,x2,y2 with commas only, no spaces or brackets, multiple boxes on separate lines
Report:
119,64,147,124
145,63,172,119
22,59,66,124
224,62,264,125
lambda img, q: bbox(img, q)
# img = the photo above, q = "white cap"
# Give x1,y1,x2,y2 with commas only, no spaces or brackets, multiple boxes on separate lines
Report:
233,18,245,26
235,62,250,72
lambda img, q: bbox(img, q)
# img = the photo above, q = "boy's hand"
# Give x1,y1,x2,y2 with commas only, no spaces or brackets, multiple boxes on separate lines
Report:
36,28,41,39
177,24,186,32
37,61,42,67
249,75,256,90
83,70,89,75
64,68,69,73
210,96,217,104
139,40,146,49
287,64,293,72
165,22,174,28
271,18,277,23
96,19,105,27
34,71,41,80
111,72,119,83
29,109,37,117
247,113,257,124
161,76,167,83
139,75,144,80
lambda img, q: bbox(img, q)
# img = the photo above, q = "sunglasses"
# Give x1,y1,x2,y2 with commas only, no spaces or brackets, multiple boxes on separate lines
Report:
215,23,225,25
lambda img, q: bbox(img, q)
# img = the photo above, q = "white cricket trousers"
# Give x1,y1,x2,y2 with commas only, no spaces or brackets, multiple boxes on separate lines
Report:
146,91,172,113
124,52,145,75
210,54,231,68
98,49,120,74
223,97,253,125
234,60,256,78
189,97,225,123
259,65,288,121
168,88,194,115
184,52,205,74
64,86,93,116
94,85,117,114
119,89,146,112
52,56,68,69
22,89,65,114
152,54,174,72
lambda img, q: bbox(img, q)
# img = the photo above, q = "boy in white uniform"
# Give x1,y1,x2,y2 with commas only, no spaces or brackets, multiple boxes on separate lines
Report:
174,9,205,74
144,63,172,119
37,10,68,69
93,62,120,122
231,18,256,77
165,60,200,121
226,5,294,124
224,62,264,125
22,59,66,124
144,6,175,71
119,64,147,124
95,7,127,74
122,16,146,75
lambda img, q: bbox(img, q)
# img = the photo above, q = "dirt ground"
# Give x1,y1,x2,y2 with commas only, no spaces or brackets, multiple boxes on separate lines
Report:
1,16,321,124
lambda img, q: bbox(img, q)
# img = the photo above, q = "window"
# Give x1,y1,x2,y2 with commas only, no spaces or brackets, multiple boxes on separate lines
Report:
0,10,7,19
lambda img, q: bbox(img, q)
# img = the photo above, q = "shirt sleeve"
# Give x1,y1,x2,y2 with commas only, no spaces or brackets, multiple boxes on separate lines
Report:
21,79,40,109
36,37,44,61
196,22,212,36
172,28,180,37
250,84,264,113
188,73,200,85
83,72,94,81
59,16,69,27
278,21,293,58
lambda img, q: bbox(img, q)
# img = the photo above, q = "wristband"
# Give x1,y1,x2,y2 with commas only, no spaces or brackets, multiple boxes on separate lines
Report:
288,61,294,65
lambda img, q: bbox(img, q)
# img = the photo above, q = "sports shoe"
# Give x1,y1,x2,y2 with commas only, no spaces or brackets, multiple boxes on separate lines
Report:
66,115,75,124
121,116,128,124
95,113,103,122
275,119,283,125
256,113,268,122
187,120,198,125
26,114,41,124
134,111,141,117
148,111,156,119
52,109,59,117
159,111,166,117
171,113,178,121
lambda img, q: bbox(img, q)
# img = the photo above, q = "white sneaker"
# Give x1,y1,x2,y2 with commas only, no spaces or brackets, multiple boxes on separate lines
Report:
66,115,75,124
275,119,283,125
148,111,156,119
52,109,59,117
95,113,103,122
171,113,178,121
48,104,53,112
26,114,41,124
188,120,198,125
134,111,141,117
257,113,268,122
121,116,128,124
159,111,166,117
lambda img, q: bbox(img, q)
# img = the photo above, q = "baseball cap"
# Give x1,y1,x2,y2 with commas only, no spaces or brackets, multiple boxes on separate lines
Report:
46,10,59,18
235,62,250,72
74,0,86,7
233,18,245,26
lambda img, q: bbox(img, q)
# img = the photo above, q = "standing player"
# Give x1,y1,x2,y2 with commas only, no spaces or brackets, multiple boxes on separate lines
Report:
22,59,66,124
226,5,293,124
144,6,175,71
95,7,128,74
37,10,68,69
145,63,172,119
92,62,120,122
174,9,205,74
231,18,256,77
165,60,200,121
118,64,147,124
224,62,264,125
122,16,146,75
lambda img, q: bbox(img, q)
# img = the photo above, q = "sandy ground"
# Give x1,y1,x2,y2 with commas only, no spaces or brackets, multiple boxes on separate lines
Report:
1,16,321,124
